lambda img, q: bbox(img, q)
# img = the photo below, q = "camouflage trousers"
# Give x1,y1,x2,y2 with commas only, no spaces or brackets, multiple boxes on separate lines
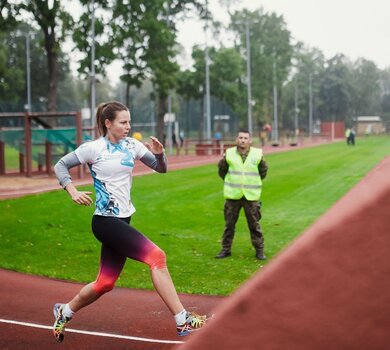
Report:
221,198,264,253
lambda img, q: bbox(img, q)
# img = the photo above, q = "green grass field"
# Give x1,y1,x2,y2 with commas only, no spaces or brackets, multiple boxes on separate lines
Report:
4,144,40,170
0,136,389,295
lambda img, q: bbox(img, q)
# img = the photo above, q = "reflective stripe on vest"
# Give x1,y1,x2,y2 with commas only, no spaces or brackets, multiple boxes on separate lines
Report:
224,147,263,200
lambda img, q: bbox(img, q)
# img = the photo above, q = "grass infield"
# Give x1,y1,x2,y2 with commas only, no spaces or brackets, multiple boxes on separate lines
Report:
1,136,389,296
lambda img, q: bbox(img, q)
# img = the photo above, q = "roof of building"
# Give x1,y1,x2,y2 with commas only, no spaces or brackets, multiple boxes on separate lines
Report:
356,116,382,122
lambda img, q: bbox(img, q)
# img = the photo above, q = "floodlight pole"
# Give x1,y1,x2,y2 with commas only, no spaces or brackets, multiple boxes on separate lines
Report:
245,20,253,135
273,52,279,142
150,100,156,136
167,94,173,155
205,45,211,140
165,5,176,150
235,18,259,135
25,33,32,112
204,0,211,140
309,73,313,139
294,77,298,131
90,0,96,139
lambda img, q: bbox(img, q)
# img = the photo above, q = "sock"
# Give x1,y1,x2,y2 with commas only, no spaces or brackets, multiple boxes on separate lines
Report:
62,304,75,319
174,309,187,325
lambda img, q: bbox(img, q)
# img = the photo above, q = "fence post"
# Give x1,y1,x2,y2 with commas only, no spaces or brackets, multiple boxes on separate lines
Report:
45,140,52,176
24,112,32,177
0,141,5,174
19,153,25,173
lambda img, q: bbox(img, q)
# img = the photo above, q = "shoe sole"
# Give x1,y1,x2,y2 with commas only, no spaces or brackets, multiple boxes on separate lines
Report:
177,313,214,336
178,328,201,336
53,304,65,343
215,254,231,259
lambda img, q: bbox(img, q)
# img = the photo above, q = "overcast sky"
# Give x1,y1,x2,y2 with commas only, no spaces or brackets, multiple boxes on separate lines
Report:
107,0,389,83
179,0,389,65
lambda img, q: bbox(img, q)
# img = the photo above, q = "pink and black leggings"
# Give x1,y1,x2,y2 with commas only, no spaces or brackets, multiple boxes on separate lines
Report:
91,215,167,295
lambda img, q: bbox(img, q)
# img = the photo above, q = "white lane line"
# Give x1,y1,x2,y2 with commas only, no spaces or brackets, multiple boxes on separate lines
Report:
0,318,184,344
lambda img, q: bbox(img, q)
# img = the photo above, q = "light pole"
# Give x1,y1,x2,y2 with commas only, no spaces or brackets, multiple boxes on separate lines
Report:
150,100,156,136
272,52,279,142
309,73,313,139
234,19,255,134
90,0,96,139
294,77,299,132
17,30,33,112
25,33,32,112
245,20,253,134
204,0,211,140
167,94,173,155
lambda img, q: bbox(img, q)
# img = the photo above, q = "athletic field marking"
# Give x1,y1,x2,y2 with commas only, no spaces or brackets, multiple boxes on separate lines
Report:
0,318,184,344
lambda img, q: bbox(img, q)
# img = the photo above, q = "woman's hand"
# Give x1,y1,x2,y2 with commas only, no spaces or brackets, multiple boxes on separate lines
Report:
65,183,93,206
144,136,164,154
70,190,93,206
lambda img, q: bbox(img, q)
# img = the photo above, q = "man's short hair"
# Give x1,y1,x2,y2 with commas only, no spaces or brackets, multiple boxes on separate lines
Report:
238,129,250,136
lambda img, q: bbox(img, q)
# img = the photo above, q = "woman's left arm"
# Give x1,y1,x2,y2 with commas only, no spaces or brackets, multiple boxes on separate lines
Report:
140,136,167,173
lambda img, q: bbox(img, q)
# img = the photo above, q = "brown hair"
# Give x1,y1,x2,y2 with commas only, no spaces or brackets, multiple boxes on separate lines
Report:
96,101,129,136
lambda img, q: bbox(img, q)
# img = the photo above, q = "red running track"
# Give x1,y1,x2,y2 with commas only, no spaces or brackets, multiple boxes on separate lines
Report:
0,269,223,350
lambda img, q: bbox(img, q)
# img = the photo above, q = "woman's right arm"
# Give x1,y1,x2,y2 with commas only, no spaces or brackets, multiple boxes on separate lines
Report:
54,152,93,206
54,152,81,188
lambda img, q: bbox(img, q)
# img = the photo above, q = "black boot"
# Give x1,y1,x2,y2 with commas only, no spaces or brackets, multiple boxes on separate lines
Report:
255,250,267,260
215,249,232,259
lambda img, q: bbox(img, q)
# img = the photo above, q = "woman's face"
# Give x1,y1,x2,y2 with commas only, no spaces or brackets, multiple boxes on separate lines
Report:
105,110,131,143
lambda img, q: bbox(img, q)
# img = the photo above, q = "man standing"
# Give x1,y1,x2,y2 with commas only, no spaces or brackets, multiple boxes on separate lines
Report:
345,128,352,145
216,130,268,260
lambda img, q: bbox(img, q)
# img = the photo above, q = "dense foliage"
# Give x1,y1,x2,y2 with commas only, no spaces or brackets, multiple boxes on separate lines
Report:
1,1,390,136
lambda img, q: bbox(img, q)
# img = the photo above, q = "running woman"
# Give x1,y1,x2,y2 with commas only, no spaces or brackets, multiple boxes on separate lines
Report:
52,101,207,342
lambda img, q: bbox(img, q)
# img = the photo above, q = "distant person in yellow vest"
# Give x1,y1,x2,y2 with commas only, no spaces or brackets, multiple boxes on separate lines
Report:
345,128,351,145
216,129,268,260
132,131,143,141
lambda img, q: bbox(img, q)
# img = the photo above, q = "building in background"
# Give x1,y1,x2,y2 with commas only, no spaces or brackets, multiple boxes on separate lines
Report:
355,116,385,135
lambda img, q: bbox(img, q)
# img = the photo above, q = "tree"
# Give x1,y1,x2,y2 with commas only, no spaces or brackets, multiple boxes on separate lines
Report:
350,58,381,117
176,46,206,140
281,43,325,132
0,23,69,112
209,47,244,112
72,1,116,79
0,2,23,111
230,8,293,129
110,0,148,106
0,31,25,110
319,54,353,123
18,0,73,112
141,0,206,141
0,0,19,31
379,68,390,122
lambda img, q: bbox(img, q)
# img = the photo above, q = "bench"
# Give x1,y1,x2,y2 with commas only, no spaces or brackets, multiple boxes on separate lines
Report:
195,143,236,156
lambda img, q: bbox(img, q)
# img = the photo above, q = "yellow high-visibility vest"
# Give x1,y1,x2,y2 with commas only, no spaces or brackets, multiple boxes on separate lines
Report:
224,147,263,200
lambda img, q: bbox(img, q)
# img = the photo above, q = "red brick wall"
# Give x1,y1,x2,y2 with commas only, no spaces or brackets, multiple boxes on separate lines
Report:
321,122,345,138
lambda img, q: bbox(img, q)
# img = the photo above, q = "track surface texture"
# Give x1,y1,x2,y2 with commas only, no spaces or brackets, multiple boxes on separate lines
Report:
179,156,390,350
